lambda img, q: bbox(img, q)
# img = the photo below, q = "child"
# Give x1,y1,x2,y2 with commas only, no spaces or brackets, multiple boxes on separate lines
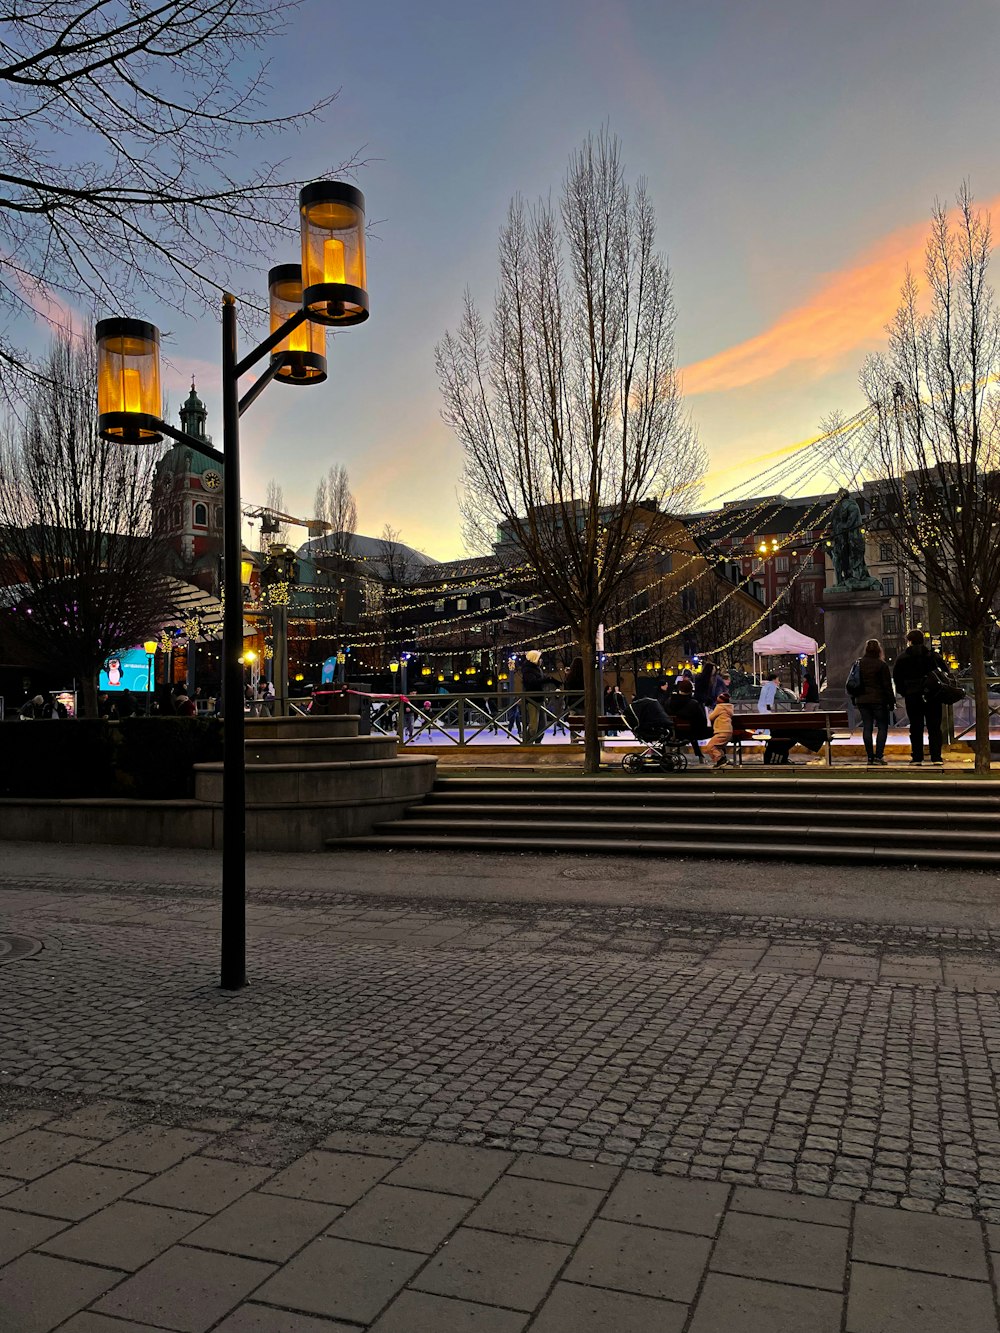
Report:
704,691,734,768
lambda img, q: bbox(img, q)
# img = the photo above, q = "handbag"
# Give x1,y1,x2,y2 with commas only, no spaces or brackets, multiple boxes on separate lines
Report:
845,659,862,698
923,669,965,706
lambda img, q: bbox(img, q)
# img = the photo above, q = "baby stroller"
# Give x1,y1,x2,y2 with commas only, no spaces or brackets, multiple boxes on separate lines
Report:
619,699,689,773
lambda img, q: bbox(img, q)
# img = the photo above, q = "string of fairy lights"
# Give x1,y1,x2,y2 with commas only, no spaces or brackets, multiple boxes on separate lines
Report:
154,409,871,668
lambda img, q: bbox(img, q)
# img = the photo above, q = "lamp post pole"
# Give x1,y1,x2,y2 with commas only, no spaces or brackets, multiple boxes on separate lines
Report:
96,180,369,995
220,294,247,990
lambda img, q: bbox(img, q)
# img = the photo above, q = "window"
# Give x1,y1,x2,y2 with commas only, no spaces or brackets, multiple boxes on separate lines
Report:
193,502,207,527
456,598,467,611
433,599,445,613
776,556,789,573
172,504,181,528
883,613,900,636
879,543,894,563
214,506,223,528
881,575,895,597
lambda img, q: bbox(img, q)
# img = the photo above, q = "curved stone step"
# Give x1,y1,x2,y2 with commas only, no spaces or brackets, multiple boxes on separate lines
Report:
245,735,397,766
194,755,436,806
244,715,360,740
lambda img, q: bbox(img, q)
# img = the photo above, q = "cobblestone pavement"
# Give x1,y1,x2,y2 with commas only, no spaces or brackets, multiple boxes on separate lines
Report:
4,873,1000,1329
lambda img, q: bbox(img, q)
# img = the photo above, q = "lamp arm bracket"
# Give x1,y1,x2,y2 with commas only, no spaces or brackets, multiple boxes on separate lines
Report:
235,309,308,379
157,421,226,465
237,354,288,418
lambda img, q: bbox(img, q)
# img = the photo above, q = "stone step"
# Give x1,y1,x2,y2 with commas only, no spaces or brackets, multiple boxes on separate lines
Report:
379,813,999,848
327,829,1000,869
410,801,1000,830
433,776,1000,802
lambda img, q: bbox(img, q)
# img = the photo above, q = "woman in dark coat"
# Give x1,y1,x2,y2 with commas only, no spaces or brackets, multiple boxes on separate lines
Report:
666,678,711,762
856,637,894,765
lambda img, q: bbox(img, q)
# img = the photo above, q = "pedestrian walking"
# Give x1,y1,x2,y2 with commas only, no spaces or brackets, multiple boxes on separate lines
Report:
892,629,948,766
703,691,735,768
801,669,820,710
693,660,717,708
854,638,894,766
712,670,732,704
116,688,137,718
758,672,780,712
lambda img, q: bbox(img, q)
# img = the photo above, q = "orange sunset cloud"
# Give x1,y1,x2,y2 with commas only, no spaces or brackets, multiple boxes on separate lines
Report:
681,194,1000,397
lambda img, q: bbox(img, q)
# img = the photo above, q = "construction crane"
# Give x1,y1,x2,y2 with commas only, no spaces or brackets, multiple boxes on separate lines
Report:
242,503,330,541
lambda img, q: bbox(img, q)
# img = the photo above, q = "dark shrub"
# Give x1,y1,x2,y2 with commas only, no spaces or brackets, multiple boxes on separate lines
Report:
0,717,223,799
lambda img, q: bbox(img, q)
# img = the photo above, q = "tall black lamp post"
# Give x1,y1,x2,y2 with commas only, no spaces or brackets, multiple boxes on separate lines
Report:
97,182,369,991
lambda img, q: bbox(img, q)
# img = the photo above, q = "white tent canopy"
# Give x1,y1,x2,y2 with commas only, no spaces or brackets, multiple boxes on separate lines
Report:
752,623,820,689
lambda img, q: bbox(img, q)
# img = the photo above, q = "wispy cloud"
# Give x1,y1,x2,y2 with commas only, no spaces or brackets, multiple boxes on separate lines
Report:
680,195,1000,397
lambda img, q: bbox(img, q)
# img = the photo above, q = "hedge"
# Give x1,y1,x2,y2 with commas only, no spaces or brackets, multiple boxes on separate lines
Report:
0,717,224,799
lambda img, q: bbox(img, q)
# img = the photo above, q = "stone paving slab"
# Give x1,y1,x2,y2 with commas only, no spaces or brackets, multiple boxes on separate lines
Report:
5,879,1000,1329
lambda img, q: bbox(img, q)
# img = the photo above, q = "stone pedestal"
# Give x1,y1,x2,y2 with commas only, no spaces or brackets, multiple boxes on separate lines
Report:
820,589,888,703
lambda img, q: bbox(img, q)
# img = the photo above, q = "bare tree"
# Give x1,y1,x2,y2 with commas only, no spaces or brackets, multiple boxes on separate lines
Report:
313,463,357,556
263,478,289,546
858,186,1000,773
0,331,172,712
0,1,357,389
378,522,413,586
436,132,705,770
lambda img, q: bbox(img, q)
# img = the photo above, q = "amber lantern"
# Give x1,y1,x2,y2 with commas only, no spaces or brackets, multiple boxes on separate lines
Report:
268,265,327,384
299,181,368,326
96,318,163,443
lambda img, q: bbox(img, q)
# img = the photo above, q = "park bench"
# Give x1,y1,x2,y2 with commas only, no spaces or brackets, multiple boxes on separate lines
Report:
565,713,629,736
730,710,850,766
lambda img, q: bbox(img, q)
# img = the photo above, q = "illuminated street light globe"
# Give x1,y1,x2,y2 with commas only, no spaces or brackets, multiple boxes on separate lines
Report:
299,181,369,326
96,319,163,444
268,265,327,384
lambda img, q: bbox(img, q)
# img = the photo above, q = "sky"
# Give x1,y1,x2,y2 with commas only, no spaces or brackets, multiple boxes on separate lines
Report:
51,0,1000,558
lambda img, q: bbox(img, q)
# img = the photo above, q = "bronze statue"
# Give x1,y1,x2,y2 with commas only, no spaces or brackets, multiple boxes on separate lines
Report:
829,490,882,592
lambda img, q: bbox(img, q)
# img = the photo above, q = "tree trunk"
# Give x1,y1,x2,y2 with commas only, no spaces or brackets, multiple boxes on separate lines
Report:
80,674,100,719
579,628,600,775
969,623,992,775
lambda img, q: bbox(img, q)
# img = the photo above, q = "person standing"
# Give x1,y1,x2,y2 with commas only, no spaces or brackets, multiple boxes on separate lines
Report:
801,669,819,710
693,660,717,709
704,691,735,768
521,650,556,745
855,638,893,766
892,629,947,766
758,673,780,712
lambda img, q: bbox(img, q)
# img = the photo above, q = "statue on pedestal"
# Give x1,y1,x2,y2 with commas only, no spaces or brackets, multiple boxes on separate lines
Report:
829,490,883,593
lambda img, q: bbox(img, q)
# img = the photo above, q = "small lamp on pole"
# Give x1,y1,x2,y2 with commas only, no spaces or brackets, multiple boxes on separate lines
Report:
143,638,157,714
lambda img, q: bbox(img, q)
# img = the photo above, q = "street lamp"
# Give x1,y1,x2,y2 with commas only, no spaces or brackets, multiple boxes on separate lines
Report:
143,638,157,713
97,180,369,992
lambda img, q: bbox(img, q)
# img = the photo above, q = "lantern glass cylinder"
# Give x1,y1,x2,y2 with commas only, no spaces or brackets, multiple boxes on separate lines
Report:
96,318,163,443
299,182,368,326
268,265,327,384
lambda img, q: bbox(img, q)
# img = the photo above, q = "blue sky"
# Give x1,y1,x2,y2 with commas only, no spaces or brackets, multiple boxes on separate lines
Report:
109,0,1000,556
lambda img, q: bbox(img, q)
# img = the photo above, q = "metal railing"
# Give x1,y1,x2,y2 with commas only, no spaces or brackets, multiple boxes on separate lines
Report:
362,689,590,746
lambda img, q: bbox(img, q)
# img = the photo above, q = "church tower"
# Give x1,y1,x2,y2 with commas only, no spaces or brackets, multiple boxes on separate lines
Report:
152,381,224,593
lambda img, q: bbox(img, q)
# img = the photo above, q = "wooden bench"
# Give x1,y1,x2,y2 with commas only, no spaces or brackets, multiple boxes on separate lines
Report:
731,710,850,766
565,714,629,736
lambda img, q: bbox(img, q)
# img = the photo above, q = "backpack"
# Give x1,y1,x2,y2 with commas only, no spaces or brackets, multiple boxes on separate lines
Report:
845,659,862,698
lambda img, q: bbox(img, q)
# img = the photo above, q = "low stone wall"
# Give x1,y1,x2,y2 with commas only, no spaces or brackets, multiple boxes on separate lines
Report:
0,768,437,852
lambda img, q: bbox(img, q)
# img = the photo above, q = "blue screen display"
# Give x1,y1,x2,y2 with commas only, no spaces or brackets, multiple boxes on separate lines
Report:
100,646,153,693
